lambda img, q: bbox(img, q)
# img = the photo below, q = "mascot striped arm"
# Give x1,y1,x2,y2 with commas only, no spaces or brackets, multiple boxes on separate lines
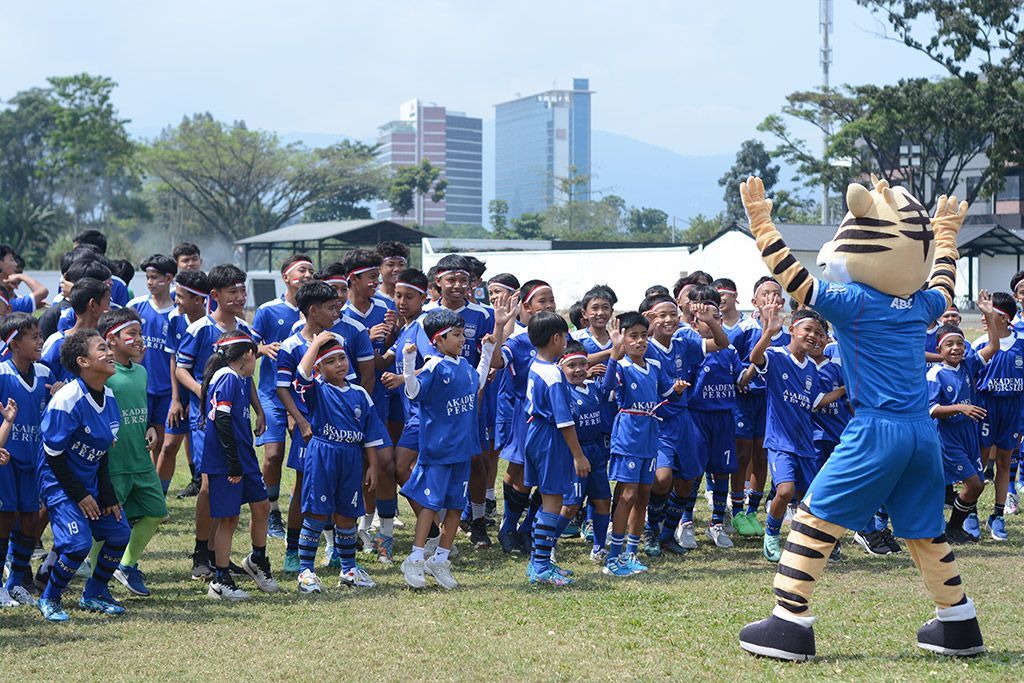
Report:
736,175,984,661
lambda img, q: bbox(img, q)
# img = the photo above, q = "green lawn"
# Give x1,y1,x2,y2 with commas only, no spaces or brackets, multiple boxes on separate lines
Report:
2,459,1022,682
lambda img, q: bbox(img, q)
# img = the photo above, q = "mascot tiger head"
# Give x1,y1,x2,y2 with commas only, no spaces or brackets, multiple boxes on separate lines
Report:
817,175,935,299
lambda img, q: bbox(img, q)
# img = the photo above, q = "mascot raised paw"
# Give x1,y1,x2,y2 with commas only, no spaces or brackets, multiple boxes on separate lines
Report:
736,174,984,661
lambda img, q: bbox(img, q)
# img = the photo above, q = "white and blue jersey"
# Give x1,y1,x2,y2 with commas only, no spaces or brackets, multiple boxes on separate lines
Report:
343,298,392,417
41,331,71,384
758,347,823,458
373,291,396,311
928,358,984,484
407,355,481,465
36,379,120,506
604,356,677,457
689,344,742,412
251,297,301,403
812,355,851,449
563,380,614,505
127,295,175,398
110,276,130,308
646,334,704,414
294,370,386,449
200,368,258,475
496,327,536,462
423,301,494,366
0,360,52,512
573,328,613,357
10,293,35,313
175,315,254,416
523,359,576,494
971,331,1024,450
390,317,434,425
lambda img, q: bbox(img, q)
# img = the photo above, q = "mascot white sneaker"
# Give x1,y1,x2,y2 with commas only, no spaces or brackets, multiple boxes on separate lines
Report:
736,175,984,661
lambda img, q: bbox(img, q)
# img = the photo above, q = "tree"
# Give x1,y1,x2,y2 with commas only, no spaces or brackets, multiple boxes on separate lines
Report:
144,114,379,242
680,213,726,243
625,207,671,241
760,77,996,212
509,212,548,240
489,199,509,236
303,141,386,221
718,140,780,224
859,2,1023,182
385,158,447,218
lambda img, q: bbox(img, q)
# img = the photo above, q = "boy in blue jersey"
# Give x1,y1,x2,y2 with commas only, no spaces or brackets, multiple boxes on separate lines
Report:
50,256,113,337
750,305,845,562
639,291,728,555
293,332,385,592
928,324,992,544
685,288,744,549
733,276,787,537
276,280,359,571
0,314,55,606
42,277,111,384
251,254,316,541
155,269,209,496
373,241,408,308
483,273,521,520
341,248,394,548
971,290,1024,541
0,244,49,313
127,254,177,459
35,329,130,621
425,254,497,547
493,279,551,554
573,285,617,364
558,340,613,562
176,264,265,581
399,309,498,590
523,320,592,586
199,332,278,601
603,312,688,577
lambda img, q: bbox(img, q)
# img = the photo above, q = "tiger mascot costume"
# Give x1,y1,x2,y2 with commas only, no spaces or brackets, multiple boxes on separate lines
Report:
737,175,985,661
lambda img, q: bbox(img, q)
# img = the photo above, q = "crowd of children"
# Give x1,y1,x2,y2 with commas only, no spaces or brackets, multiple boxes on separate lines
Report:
1,228,1022,619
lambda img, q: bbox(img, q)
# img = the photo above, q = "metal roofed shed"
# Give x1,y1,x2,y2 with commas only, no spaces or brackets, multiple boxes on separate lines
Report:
234,219,432,271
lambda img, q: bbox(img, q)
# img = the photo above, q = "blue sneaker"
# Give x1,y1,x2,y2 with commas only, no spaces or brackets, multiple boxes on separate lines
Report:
79,589,125,616
327,548,342,569
602,556,633,577
529,565,573,586
283,550,300,574
987,515,1008,541
560,521,580,539
267,510,286,539
550,562,574,578
581,520,594,543
114,564,151,597
38,597,70,622
623,552,649,574
963,513,981,540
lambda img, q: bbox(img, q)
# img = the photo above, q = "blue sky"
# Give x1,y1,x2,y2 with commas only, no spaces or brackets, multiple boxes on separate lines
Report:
1,1,944,157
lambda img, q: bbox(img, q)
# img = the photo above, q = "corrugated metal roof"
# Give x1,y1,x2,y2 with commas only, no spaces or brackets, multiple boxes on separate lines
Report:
234,219,430,246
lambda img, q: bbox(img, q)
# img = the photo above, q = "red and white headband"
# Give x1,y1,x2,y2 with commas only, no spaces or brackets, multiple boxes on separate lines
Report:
105,320,141,339
177,284,208,298
347,266,377,281
437,269,469,279
994,304,1016,320
754,280,780,299
396,281,426,295
283,260,313,277
937,330,964,345
431,326,455,344
3,329,20,347
558,352,587,365
0,292,9,307
315,346,346,365
489,282,517,293
323,276,348,285
524,284,552,303
716,287,737,295
215,335,252,348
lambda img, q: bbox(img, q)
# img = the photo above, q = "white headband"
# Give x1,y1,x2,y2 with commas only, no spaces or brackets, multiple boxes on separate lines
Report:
396,282,426,295
558,352,587,365
176,284,208,298
283,260,313,277
105,320,141,338
489,282,517,293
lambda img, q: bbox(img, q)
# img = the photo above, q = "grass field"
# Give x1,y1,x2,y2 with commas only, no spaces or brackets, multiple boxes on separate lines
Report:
2,460,1023,682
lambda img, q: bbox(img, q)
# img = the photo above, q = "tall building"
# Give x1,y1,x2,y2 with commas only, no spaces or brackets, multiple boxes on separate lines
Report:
376,99,482,227
494,77,592,219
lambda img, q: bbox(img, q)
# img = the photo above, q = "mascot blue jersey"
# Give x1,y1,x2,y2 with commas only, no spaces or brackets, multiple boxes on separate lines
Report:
810,281,946,416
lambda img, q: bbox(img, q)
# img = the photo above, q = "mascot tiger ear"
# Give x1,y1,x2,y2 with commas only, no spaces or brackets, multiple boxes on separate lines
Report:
817,179,942,299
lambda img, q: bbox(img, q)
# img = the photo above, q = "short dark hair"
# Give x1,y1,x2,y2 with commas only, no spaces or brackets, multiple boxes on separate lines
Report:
1011,271,1024,293
425,266,440,287
644,285,670,299
280,254,313,276
423,308,464,342
112,258,135,284
60,329,102,376
73,229,107,254
616,311,649,331
295,280,339,315
638,293,675,314
175,269,210,295
568,301,585,330
753,276,780,296
672,274,706,299
173,242,201,260
435,254,472,275
991,291,1018,319
341,249,381,279
564,339,587,357
375,241,410,261
65,259,112,284
464,255,487,280
792,309,827,331
208,264,246,291
317,261,347,281
0,313,38,347
691,270,713,285
60,245,103,276
527,310,568,347
140,254,177,277
488,273,520,292
200,331,258,416
712,277,737,295
686,285,721,306
583,284,617,308
97,307,141,339
519,279,552,304
397,268,429,293
69,278,111,314
935,324,965,345
0,244,17,262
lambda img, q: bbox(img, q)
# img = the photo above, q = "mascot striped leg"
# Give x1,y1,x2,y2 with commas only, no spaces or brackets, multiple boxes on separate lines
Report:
735,175,984,661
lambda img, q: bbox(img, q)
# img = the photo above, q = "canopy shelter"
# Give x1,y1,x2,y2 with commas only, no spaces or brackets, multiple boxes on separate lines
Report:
956,224,1024,301
234,219,431,271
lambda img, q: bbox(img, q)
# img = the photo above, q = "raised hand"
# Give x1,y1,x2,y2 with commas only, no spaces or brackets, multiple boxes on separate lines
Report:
931,193,969,237
976,290,993,316
0,398,17,423
313,330,337,348
760,301,783,335
493,292,518,328
608,324,626,360
739,175,775,234
672,378,690,395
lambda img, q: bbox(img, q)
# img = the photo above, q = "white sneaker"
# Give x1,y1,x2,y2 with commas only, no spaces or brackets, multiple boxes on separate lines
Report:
401,556,426,589
8,584,36,606
241,553,280,593
357,528,375,554
424,556,458,590
207,580,250,601
339,566,376,588
297,569,322,594
706,523,734,549
675,521,698,549
590,548,608,564
723,509,736,535
0,586,18,607
423,536,459,560
75,557,93,578
1006,492,1019,516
